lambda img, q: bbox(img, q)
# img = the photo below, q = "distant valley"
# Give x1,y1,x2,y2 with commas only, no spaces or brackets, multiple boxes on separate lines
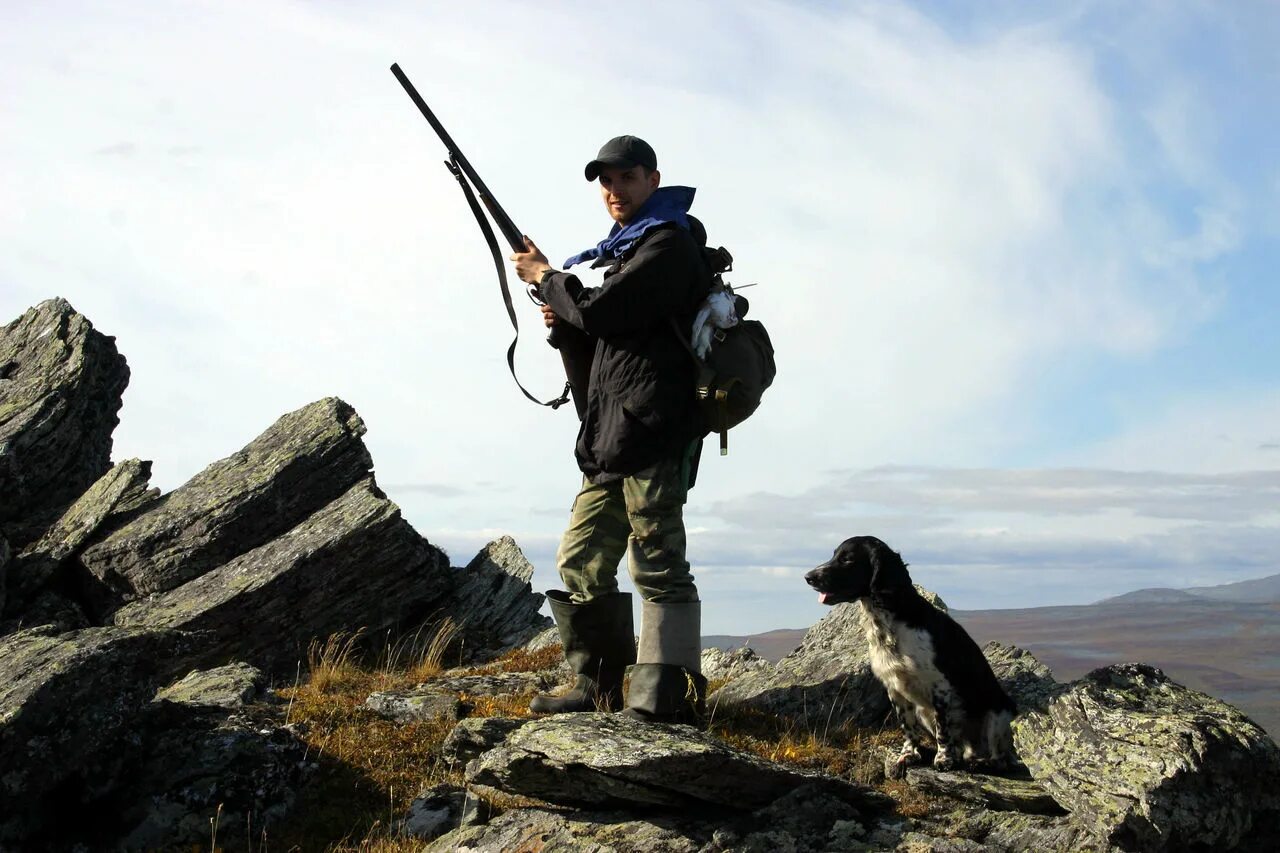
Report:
706,573,1280,736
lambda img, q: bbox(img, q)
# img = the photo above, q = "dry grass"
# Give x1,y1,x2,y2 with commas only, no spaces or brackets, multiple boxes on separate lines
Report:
272,630,935,847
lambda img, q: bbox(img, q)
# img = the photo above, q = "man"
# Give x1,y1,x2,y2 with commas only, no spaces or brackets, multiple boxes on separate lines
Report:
510,135,711,723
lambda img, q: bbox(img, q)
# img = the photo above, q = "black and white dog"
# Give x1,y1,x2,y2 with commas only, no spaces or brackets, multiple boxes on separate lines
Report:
805,536,1016,778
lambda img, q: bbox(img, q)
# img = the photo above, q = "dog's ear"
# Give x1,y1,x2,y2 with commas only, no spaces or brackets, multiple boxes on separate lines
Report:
868,541,911,592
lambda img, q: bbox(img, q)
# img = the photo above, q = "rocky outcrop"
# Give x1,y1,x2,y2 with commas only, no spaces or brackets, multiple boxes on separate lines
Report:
113,477,453,673
451,536,552,662
468,712,869,812
0,298,130,548
2,458,155,617
80,398,373,598
155,662,264,709
982,641,1060,712
701,644,773,683
709,587,948,728
1014,663,1280,851
0,625,196,841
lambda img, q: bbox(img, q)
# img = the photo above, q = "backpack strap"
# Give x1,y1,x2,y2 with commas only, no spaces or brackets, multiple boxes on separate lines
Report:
445,157,572,410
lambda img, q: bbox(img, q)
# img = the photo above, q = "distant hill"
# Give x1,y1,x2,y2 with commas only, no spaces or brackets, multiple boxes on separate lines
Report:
1096,572,1280,606
705,571,1280,736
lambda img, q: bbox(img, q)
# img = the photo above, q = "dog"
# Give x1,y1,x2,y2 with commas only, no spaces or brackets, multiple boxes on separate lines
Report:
805,536,1016,778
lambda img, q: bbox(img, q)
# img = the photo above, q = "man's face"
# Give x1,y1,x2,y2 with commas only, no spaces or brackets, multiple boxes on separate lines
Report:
598,164,660,225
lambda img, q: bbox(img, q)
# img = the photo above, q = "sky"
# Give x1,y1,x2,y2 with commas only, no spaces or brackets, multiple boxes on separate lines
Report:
3,1,1278,634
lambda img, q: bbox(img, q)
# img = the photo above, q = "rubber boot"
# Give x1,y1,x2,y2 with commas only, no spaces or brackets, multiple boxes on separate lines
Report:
621,599,706,724
529,591,635,714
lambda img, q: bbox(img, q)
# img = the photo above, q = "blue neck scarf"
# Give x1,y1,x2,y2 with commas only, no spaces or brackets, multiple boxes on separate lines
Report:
563,185,696,269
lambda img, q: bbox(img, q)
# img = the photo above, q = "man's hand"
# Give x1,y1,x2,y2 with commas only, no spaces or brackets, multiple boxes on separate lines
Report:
510,236,552,286
541,304,559,328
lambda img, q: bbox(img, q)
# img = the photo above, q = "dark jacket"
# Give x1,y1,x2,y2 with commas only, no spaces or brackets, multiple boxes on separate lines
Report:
540,224,711,482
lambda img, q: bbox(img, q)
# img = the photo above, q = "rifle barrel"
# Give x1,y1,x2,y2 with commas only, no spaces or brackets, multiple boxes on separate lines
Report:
390,62,526,251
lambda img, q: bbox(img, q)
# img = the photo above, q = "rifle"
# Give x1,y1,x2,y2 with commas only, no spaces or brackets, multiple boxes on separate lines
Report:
390,62,590,415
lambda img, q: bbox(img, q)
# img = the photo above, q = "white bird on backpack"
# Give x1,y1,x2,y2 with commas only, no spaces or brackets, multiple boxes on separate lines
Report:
691,290,738,359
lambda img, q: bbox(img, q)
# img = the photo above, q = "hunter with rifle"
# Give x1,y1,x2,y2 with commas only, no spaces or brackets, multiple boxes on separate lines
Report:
394,64,712,723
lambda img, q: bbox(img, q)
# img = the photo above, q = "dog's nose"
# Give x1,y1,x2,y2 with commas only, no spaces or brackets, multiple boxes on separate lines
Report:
804,568,821,588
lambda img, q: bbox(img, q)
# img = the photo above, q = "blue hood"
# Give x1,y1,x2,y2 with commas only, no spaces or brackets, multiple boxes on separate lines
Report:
563,185,696,269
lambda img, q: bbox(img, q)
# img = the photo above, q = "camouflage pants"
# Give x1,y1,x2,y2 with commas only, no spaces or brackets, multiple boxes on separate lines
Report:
557,452,699,604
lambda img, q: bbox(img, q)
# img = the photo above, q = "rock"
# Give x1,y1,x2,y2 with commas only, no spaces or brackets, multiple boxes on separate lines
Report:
80,398,374,598
3,459,155,616
903,767,1064,815
467,712,868,812
955,810,1112,852
451,536,553,662
737,783,865,851
1014,663,1280,851
440,717,530,765
0,625,196,843
0,299,130,548
0,534,8,615
365,687,462,723
701,645,773,684
426,806,715,853
524,625,560,652
431,671,559,696
155,662,264,709
367,672,553,723
982,642,1059,712
103,706,310,851
112,477,453,674
710,587,947,728
0,589,88,634
403,784,466,841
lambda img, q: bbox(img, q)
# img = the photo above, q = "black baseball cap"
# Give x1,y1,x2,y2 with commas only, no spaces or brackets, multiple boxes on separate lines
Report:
584,135,657,181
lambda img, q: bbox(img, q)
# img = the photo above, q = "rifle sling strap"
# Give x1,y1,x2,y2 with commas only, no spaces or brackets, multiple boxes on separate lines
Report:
446,157,571,410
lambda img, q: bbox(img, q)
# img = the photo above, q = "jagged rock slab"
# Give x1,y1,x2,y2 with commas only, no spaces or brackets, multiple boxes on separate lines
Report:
155,662,264,709
80,397,373,597
0,625,195,842
903,767,1064,815
982,641,1059,712
440,717,530,765
0,298,129,547
112,477,452,673
710,587,947,728
468,712,867,812
451,536,552,662
1014,663,1280,851
3,458,154,615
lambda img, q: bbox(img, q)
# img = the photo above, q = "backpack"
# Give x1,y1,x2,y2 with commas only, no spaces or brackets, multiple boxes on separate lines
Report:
672,242,777,455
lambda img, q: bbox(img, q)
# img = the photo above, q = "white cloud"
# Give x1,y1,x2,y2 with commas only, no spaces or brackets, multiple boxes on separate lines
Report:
1,1,1271,634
